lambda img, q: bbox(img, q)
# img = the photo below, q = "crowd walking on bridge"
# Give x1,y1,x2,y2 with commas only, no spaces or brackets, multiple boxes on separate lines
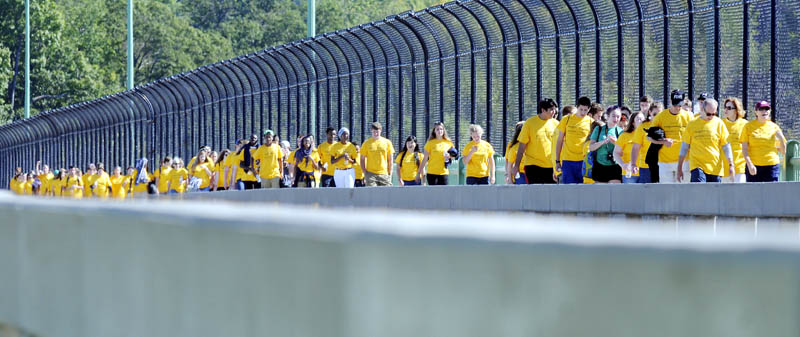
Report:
7,90,787,200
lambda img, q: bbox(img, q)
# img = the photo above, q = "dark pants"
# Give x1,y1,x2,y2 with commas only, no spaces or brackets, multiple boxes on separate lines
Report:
321,174,336,187
403,179,421,186
690,168,720,183
354,179,364,187
427,174,449,186
637,168,651,184
746,165,780,182
236,180,258,190
524,165,556,184
466,176,489,185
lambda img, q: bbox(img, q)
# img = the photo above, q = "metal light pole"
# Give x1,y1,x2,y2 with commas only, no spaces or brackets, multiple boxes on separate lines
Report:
24,0,30,119
308,0,316,138
127,0,134,89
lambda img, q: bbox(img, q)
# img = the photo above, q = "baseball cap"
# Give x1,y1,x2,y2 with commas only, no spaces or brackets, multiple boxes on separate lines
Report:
670,90,686,106
755,100,771,110
263,129,274,136
698,92,709,101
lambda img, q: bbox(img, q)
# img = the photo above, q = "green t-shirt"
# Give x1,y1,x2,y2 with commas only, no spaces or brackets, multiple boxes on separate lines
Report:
591,125,623,166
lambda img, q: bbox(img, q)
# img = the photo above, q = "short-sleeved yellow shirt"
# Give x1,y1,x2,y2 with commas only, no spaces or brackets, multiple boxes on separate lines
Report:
617,131,639,177
684,117,729,175
651,108,692,163
556,113,592,162
395,151,423,181
462,140,495,178
723,118,747,175
423,138,454,175
330,142,358,170
360,137,395,175
740,120,782,166
254,143,283,179
518,115,559,168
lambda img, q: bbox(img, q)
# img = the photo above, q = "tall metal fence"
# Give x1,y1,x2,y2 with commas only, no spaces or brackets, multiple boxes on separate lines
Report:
1,0,798,187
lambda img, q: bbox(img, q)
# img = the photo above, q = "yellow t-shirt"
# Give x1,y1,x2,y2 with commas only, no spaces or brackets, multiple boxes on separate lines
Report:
740,120,782,166
154,167,172,194
395,151,423,181
632,121,652,169
423,138,455,175
168,168,189,193
215,162,227,189
93,172,112,198
684,117,729,175
10,179,20,194
190,162,213,189
518,115,559,168
66,176,84,199
617,131,639,177
505,141,520,167
232,149,258,182
38,173,53,195
651,108,692,163
361,137,394,174
556,113,592,162
318,141,336,176
110,175,131,199
360,137,396,175
50,178,63,196
288,150,321,173
23,181,33,195
131,170,151,194
330,142,358,170
82,173,94,197
723,118,747,175
354,156,365,180
462,140,495,178
254,143,283,179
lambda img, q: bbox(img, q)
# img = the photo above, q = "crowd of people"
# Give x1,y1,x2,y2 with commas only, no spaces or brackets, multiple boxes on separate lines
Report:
7,89,788,199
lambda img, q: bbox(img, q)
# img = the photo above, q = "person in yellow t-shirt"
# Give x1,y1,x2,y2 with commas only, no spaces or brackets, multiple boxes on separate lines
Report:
317,127,338,187
288,136,321,188
722,97,748,183
614,111,645,184
231,137,260,190
676,98,734,183
396,135,424,186
741,100,787,182
462,124,495,185
360,122,396,187
511,98,559,184
630,102,663,183
648,90,693,183
505,122,526,185
330,128,358,188
354,145,365,187
9,173,21,195
66,167,84,199
188,151,214,192
109,167,131,199
49,170,64,197
419,122,455,185
555,98,593,184
254,130,283,189
92,165,112,199
35,161,54,195
153,157,173,194
167,157,189,194
82,164,97,198
22,173,34,195
213,150,230,191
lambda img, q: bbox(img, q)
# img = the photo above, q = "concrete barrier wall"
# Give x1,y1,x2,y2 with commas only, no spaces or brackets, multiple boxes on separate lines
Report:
2,192,800,337
169,183,800,218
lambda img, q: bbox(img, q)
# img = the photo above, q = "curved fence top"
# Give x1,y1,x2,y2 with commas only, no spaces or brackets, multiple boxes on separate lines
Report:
1,0,797,187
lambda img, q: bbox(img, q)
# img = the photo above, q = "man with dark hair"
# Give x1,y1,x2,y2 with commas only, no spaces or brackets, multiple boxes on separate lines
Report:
511,98,559,184
555,97,593,184
254,130,283,188
360,122,395,187
318,127,337,187
641,89,692,183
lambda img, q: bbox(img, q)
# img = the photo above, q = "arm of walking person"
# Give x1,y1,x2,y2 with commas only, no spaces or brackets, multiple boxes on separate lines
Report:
417,151,430,181
742,142,757,176
554,131,565,172
489,155,496,185
512,142,527,177
722,143,735,178
676,143,690,182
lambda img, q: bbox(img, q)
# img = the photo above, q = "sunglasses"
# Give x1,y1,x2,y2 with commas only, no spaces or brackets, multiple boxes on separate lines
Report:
724,106,735,110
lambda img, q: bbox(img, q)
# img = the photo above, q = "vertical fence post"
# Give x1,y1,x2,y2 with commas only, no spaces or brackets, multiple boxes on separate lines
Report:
687,0,695,99
770,0,777,121
742,0,749,109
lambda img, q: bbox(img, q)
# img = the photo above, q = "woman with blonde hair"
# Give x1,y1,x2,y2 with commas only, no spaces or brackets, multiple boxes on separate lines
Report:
463,124,495,185
722,97,748,183
167,157,189,193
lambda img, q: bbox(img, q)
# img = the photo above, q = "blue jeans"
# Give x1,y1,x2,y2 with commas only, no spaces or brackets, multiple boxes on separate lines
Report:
561,160,583,184
690,168,720,183
198,187,210,192
637,168,651,184
402,179,421,186
514,173,527,185
466,176,489,185
235,180,246,190
746,165,780,182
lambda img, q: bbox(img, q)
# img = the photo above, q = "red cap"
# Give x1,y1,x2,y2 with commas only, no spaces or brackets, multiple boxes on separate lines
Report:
755,101,771,110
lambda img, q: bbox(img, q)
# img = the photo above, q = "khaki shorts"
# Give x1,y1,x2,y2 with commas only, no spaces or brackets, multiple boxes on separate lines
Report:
260,177,281,189
364,172,392,187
